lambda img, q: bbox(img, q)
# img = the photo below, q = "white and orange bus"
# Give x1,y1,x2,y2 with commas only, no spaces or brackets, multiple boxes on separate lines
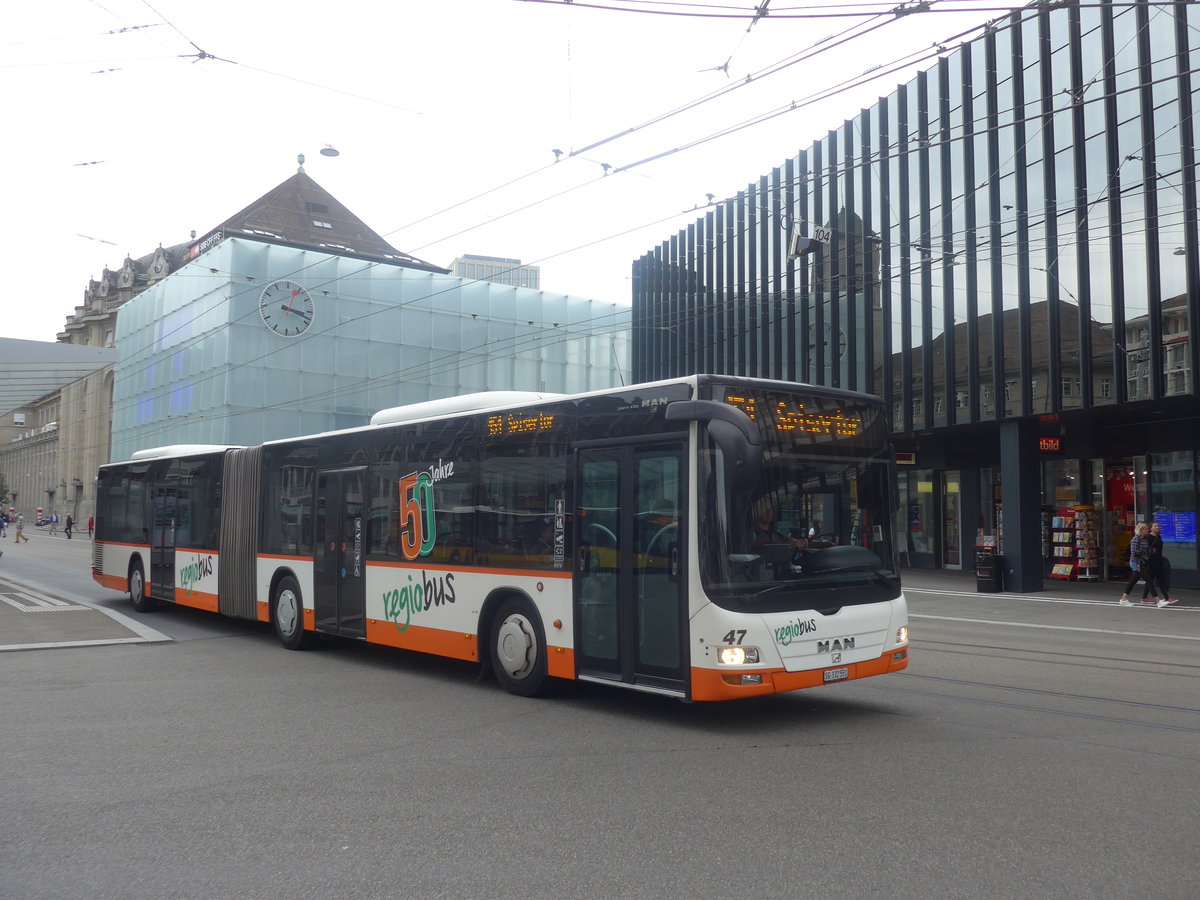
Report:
93,376,909,700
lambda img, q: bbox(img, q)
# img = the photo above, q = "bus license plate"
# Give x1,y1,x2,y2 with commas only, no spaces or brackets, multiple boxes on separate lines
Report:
823,666,849,683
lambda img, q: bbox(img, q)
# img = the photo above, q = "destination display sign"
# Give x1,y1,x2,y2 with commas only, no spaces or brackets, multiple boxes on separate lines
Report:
486,411,556,438
723,394,862,437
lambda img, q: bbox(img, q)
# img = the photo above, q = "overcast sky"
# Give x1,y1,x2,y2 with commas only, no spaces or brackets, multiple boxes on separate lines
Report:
1,0,1026,344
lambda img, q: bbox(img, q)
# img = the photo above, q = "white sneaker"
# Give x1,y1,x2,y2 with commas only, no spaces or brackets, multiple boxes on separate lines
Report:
1118,598,1133,607
1158,598,1178,607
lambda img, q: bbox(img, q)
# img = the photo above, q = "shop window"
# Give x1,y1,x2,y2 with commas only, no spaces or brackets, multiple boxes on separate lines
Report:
1150,451,1197,575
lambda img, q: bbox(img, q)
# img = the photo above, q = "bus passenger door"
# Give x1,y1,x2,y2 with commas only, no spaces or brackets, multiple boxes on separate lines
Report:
314,468,367,639
575,443,687,694
150,476,177,604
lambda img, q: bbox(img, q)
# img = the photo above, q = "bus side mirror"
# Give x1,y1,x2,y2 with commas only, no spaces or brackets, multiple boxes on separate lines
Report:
665,400,763,492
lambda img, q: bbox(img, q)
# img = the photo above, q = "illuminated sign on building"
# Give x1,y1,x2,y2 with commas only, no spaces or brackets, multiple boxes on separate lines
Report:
1039,437,1062,453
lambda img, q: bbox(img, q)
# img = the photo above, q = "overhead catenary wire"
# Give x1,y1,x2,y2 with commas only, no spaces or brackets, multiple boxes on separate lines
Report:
18,0,1190,448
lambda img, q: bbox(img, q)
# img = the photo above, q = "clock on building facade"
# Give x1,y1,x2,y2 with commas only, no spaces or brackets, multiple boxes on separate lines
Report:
258,280,315,337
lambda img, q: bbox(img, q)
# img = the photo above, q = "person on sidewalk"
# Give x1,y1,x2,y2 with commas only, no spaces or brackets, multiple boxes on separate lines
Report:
87,515,94,539
64,514,74,540
49,512,58,535
15,514,29,544
1119,522,1161,606
1145,521,1178,607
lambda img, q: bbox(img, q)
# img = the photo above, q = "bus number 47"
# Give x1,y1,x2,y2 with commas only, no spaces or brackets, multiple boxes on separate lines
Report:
722,630,747,645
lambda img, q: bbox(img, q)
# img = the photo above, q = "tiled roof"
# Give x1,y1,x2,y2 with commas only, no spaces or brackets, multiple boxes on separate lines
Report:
193,172,447,273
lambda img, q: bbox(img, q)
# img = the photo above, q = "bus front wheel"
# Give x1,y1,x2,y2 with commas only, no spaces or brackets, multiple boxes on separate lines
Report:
273,575,314,650
129,560,156,613
490,598,548,697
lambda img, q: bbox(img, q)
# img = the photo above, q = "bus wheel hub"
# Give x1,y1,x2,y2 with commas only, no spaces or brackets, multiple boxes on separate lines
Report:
497,615,534,677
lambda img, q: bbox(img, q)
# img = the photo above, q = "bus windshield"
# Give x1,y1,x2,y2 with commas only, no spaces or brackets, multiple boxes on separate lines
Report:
699,387,900,612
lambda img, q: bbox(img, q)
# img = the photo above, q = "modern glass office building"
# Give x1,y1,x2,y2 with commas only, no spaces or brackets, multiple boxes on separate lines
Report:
633,0,1199,591
111,177,629,462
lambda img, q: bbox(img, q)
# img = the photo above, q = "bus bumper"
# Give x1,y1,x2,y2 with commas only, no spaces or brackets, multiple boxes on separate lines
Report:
690,646,909,702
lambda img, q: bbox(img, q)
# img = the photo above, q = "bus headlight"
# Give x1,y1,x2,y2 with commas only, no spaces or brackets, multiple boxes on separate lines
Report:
718,646,760,665
896,625,909,643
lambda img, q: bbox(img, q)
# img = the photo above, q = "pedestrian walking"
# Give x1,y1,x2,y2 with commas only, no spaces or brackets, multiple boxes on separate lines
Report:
0,515,6,539
88,515,94,539
15,514,29,543
49,512,59,535
1119,522,1161,606
65,514,74,540
1145,521,1178,607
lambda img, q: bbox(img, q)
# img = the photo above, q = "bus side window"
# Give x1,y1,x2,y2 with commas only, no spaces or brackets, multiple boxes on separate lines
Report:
481,435,567,570
368,469,398,558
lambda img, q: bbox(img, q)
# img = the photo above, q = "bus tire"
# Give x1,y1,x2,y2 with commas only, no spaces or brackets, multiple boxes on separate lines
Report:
129,559,156,613
272,575,314,650
490,596,548,697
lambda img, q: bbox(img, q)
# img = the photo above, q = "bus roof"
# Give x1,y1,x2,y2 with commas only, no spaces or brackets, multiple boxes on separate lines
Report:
126,444,244,461
369,391,564,426
249,375,881,450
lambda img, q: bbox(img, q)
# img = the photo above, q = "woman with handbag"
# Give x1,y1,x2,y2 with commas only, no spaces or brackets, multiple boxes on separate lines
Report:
1119,522,1161,607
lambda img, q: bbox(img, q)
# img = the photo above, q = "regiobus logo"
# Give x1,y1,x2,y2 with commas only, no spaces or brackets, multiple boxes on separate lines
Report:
399,471,437,560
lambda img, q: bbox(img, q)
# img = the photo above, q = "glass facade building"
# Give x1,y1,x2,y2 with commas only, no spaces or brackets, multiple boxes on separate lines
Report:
113,238,629,461
633,0,1199,591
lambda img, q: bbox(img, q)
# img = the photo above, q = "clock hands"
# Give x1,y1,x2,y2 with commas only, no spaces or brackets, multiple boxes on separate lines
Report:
279,302,311,322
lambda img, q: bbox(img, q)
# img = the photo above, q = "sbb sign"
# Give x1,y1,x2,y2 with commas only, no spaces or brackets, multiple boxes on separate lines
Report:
1039,437,1062,453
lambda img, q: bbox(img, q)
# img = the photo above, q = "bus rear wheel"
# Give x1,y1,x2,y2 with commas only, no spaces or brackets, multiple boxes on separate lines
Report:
129,560,156,613
490,597,548,697
272,575,314,650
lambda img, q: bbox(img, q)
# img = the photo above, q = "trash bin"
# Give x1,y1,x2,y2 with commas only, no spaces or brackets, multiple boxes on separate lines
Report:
975,549,1004,592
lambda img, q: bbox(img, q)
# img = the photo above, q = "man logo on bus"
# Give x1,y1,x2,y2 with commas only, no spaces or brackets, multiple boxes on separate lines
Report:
399,471,437,560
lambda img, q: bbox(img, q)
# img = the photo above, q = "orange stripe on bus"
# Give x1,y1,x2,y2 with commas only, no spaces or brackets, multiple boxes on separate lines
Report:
366,619,480,662
547,646,575,679
690,648,910,702
364,618,576,675
175,591,220,614
258,553,313,562
94,572,127,592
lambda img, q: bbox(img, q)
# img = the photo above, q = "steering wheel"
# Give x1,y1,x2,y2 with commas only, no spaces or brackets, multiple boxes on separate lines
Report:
646,522,677,560
808,532,838,549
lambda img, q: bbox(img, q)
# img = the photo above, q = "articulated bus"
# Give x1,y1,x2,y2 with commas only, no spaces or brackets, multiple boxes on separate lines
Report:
93,376,909,701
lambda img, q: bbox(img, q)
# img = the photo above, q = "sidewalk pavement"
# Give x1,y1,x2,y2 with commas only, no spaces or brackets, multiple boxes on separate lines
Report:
898,564,1196,607
0,531,168,651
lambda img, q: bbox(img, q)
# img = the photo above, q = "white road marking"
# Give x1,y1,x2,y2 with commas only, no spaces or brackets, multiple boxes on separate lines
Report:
910,613,1200,642
1,589,89,611
0,637,158,651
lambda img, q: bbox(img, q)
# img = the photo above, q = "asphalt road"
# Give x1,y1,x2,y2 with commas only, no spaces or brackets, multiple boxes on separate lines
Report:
2,539,1198,899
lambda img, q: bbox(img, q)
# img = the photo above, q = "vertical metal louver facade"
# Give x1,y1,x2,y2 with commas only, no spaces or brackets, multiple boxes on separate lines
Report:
634,0,1199,427
632,0,1200,590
